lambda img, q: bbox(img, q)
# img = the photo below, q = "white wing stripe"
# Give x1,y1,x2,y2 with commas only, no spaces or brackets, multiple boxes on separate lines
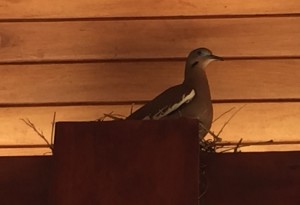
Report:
149,89,196,120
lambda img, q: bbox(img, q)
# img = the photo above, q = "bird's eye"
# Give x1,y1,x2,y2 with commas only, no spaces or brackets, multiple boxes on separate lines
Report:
197,51,202,55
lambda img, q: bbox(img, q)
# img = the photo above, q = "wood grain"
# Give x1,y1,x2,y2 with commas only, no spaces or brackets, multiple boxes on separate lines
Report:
1,0,300,19
1,17,300,62
0,156,52,205
1,152,300,204
0,103,299,147
0,60,299,104
200,152,300,205
50,120,198,205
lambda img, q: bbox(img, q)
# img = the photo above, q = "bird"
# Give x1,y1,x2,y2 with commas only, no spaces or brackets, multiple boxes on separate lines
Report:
127,48,223,138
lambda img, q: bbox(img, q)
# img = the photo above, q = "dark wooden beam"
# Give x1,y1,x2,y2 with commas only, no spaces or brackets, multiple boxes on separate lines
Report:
0,121,300,204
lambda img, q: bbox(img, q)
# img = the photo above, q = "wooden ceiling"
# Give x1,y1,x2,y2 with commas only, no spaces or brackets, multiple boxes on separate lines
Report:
0,0,299,155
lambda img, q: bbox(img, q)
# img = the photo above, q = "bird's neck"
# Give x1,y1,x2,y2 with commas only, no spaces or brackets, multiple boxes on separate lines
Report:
183,64,211,98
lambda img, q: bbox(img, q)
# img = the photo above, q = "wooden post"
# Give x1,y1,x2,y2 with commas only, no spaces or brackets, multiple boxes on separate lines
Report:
49,119,199,205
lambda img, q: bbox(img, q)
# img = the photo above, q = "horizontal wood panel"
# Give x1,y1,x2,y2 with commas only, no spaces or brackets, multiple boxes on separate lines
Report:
239,144,300,152
0,103,298,146
0,60,298,104
1,0,300,19
0,148,51,156
1,17,300,62
2,144,300,156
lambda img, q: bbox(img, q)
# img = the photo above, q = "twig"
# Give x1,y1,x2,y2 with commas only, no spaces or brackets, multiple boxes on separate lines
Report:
98,112,126,121
97,112,111,121
103,112,125,120
218,139,274,153
50,112,56,146
234,138,243,152
199,122,221,142
130,103,135,115
216,104,247,137
199,104,247,153
219,146,241,153
20,118,54,151
213,107,236,123
199,139,217,152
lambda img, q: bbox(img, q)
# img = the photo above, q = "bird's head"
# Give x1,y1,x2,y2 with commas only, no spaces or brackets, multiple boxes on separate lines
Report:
186,48,223,69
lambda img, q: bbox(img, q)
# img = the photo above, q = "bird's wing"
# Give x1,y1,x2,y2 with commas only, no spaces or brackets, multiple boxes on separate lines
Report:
127,84,195,120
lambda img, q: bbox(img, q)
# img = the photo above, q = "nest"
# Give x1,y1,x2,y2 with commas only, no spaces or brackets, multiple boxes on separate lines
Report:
22,105,274,200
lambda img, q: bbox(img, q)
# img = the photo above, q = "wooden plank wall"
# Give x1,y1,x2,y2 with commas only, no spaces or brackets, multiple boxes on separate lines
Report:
0,0,299,155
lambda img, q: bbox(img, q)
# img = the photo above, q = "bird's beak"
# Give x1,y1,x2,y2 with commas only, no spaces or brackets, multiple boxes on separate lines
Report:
209,55,224,61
